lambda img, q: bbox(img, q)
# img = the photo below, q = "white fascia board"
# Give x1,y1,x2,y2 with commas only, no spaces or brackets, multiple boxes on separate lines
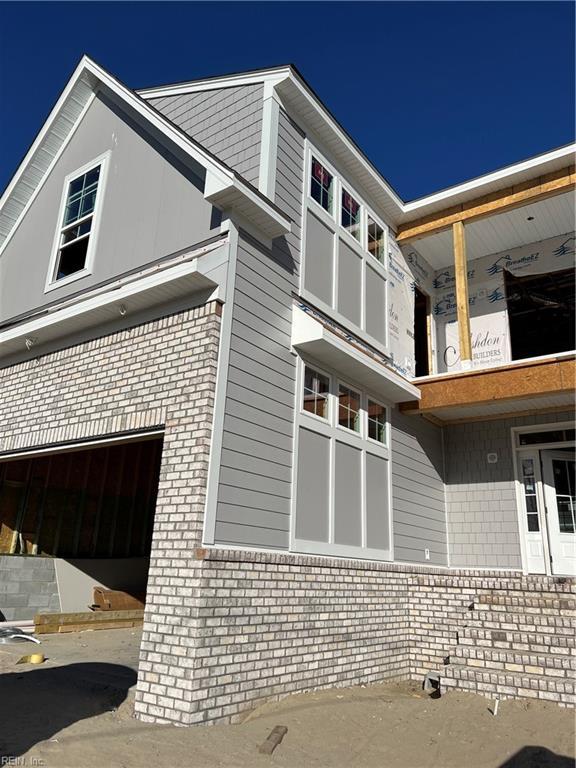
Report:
0,57,93,214
402,144,576,216
136,68,291,99
291,306,420,403
0,239,225,351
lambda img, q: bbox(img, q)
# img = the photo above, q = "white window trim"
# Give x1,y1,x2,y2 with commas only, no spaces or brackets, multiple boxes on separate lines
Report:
291,355,392,561
301,362,333,425
336,378,362,438
302,141,390,357
45,151,111,293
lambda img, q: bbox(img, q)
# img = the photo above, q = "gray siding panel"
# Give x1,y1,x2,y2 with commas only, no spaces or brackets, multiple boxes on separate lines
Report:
213,108,304,551
214,232,298,549
149,85,264,185
445,410,574,569
391,410,448,565
0,95,219,325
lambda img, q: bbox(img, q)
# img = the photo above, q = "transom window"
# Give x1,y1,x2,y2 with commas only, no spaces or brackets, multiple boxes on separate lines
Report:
341,189,361,242
303,366,330,420
310,157,334,214
367,216,385,264
338,384,361,432
301,364,388,442
367,400,387,444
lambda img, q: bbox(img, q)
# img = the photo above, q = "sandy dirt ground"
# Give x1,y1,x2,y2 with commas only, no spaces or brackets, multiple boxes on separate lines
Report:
0,628,574,768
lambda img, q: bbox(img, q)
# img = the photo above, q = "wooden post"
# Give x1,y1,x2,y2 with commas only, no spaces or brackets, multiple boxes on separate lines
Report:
453,220,472,365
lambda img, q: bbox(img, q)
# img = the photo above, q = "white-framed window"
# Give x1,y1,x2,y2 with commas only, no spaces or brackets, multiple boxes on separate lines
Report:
341,188,361,242
367,398,387,445
338,382,361,433
46,152,110,291
294,357,392,561
310,156,334,214
303,365,331,421
367,215,385,264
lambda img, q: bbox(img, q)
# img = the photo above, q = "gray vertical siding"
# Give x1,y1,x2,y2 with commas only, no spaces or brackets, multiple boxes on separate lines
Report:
445,410,574,569
149,85,264,185
391,411,448,565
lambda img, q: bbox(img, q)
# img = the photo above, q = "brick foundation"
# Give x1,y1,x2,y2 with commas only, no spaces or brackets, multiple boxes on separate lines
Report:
134,548,575,725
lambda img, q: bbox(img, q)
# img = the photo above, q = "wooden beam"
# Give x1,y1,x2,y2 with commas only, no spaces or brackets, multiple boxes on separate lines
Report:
397,165,575,242
453,221,472,363
400,355,575,414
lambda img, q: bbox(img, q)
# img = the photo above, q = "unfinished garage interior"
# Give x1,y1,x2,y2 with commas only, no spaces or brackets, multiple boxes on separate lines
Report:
0,434,163,621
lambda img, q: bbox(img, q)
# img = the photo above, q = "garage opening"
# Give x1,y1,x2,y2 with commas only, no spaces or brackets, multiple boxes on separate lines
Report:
0,435,163,619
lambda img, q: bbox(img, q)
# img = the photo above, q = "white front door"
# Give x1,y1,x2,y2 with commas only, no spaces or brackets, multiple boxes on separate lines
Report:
542,450,576,576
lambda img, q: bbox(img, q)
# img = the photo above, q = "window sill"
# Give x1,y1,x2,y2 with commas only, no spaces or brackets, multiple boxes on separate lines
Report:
45,268,92,294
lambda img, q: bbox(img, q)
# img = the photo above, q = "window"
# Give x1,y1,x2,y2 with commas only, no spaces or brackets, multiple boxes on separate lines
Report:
338,384,360,432
341,189,361,241
521,458,539,532
367,400,387,444
48,156,107,288
367,216,385,264
303,366,330,419
310,157,334,214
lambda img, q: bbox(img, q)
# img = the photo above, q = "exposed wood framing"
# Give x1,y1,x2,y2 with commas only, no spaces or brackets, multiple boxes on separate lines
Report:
401,355,575,415
397,165,576,242
453,221,472,362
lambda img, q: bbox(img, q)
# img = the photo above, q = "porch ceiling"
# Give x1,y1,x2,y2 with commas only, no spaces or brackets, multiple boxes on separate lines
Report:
404,190,575,270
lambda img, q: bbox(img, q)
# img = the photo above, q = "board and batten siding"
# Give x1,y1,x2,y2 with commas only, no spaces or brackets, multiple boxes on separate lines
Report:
212,107,305,551
391,410,448,565
149,84,264,186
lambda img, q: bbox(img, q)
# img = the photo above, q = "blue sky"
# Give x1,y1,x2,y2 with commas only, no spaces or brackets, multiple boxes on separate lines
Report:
0,1,574,200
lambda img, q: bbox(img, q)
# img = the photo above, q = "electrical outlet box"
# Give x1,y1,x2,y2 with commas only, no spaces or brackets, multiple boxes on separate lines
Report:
425,548,431,560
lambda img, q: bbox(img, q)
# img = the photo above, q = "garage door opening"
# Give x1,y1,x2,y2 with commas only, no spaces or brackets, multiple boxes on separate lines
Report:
0,435,163,618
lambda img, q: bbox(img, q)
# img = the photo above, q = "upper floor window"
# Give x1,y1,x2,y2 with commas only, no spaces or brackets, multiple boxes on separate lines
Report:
367,216,385,264
341,189,361,242
310,157,334,214
46,153,109,290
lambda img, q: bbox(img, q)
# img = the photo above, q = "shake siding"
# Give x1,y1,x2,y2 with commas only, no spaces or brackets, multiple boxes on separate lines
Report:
391,411,448,565
212,108,304,550
149,84,264,185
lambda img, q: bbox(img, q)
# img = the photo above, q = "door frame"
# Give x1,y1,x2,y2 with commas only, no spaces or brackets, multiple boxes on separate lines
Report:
541,449,576,576
511,421,575,575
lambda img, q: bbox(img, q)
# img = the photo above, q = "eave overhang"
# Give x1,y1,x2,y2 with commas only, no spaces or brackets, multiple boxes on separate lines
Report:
291,306,420,404
0,238,227,362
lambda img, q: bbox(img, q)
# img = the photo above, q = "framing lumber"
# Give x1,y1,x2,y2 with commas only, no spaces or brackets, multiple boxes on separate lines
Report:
453,221,472,362
397,165,575,242
400,355,575,415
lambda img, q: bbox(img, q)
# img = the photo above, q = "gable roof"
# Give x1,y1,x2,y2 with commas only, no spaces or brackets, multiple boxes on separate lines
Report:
0,56,291,254
137,64,575,228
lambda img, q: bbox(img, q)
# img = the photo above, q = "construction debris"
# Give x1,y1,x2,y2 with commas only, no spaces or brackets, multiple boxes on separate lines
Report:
258,725,288,755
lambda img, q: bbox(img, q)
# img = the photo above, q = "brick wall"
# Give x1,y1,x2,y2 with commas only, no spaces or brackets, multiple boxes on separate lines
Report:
134,547,575,725
445,411,574,568
0,302,221,721
0,555,60,621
